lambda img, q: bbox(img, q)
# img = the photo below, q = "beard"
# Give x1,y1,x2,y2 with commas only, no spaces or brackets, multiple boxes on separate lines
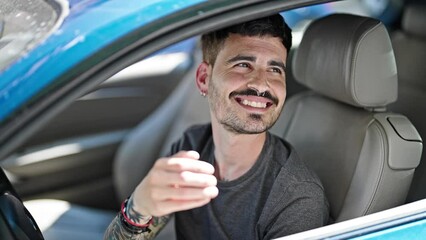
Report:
221,113,273,134
207,78,282,135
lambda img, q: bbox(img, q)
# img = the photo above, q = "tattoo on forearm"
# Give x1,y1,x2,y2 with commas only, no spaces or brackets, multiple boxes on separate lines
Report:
104,214,171,240
127,196,152,224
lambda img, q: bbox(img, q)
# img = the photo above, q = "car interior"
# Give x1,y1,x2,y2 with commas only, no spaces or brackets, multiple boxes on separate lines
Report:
388,2,426,204
272,12,421,223
0,0,425,239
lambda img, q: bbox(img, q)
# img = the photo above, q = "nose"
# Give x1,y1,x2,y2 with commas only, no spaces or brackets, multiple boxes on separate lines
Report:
247,69,270,94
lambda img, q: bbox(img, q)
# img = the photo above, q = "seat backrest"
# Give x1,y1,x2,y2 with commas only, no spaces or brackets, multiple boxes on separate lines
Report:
271,14,423,222
388,3,426,203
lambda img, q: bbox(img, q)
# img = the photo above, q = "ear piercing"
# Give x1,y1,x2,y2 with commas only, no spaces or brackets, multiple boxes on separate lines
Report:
200,91,207,97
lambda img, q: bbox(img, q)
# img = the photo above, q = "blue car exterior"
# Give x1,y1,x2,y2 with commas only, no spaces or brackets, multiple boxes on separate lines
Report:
354,219,426,240
0,0,204,122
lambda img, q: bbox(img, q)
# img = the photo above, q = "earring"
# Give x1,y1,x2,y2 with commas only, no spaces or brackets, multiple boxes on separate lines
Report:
200,91,206,97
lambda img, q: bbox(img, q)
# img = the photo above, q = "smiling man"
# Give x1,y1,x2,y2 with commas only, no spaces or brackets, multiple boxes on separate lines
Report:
105,14,329,240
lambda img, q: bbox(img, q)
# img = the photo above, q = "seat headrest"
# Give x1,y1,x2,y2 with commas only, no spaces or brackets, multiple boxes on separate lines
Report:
402,3,426,38
293,14,398,108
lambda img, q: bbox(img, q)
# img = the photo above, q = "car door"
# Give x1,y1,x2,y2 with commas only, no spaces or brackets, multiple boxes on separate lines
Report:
278,198,426,240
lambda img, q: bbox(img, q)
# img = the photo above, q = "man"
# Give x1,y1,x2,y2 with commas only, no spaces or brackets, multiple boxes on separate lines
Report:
105,14,329,240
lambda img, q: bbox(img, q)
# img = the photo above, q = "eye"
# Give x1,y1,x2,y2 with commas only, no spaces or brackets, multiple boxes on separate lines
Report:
235,62,250,68
270,67,283,74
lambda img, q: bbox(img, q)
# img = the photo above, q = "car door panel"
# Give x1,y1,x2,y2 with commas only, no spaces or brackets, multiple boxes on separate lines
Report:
2,130,127,209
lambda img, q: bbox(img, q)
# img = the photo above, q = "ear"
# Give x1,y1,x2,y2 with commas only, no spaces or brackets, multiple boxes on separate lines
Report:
195,62,211,95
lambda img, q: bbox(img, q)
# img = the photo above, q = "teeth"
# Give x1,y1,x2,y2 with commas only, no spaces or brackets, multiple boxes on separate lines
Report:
242,99,267,108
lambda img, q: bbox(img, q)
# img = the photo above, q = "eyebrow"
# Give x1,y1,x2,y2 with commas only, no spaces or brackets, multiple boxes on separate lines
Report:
226,55,256,64
268,60,287,72
226,54,286,72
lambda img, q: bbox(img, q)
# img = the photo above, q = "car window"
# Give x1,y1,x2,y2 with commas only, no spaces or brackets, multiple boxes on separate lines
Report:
0,0,68,71
283,0,403,31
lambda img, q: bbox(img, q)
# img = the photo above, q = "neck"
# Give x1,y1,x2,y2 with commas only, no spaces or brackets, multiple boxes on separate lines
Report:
211,118,266,181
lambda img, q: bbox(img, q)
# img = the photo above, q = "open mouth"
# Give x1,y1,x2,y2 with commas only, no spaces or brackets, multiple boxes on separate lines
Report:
235,97,273,109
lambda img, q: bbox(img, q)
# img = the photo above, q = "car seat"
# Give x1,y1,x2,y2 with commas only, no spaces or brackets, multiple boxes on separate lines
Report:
271,13,423,222
388,3,426,203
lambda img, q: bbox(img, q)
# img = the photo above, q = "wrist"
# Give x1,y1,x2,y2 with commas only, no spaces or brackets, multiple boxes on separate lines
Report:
120,197,152,233
129,194,151,219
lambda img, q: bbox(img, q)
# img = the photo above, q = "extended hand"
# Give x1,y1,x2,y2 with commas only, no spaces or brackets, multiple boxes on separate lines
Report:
132,151,218,217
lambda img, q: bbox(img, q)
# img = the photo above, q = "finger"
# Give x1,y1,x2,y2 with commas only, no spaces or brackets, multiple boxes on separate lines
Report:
155,170,217,187
172,150,200,160
153,186,219,201
156,157,215,174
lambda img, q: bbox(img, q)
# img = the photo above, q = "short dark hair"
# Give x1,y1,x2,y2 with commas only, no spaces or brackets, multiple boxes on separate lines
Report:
201,14,292,65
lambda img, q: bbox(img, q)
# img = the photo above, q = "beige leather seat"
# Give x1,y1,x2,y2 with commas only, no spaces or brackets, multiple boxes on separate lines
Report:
389,3,426,203
271,14,423,222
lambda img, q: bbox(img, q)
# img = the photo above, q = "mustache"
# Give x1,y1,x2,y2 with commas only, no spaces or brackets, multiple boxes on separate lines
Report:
229,89,279,105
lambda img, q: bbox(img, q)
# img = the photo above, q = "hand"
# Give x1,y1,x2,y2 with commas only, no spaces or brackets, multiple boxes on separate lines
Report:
132,151,218,217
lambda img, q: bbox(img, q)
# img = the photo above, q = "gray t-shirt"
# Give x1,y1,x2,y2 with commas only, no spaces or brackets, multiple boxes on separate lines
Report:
170,124,329,240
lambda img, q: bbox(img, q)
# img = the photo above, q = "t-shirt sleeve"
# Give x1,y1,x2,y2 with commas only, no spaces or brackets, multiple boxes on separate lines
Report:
263,181,329,239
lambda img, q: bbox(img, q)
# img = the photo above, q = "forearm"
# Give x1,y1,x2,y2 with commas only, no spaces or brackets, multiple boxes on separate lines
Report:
104,150,217,239
104,214,170,240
